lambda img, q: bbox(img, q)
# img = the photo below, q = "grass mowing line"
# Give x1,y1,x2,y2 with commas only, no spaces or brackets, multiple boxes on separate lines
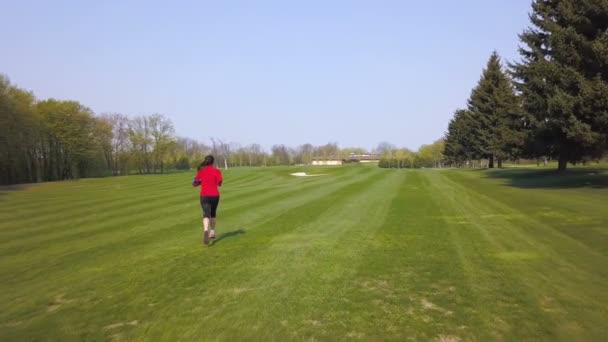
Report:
437,171,608,339
0,170,303,242
437,171,608,274
2,168,384,340
218,167,356,210
0,188,194,252
0,187,191,241
210,167,380,242
424,170,559,340
446,170,608,257
220,170,278,189
2,166,374,272
0,165,320,245
328,170,476,340
0,172,187,200
0,167,381,321
0,180,192,227
427,170,608,340
241,170,408,341
2,166,606,340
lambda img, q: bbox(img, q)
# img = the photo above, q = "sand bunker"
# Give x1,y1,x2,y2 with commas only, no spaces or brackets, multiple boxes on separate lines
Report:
290,172,326,177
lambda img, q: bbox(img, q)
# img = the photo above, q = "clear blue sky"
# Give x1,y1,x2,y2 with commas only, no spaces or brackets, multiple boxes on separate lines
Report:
1,0,531,151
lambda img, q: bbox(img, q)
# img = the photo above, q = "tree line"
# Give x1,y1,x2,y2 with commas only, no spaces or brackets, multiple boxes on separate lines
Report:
444,0,608,171
1,76,384,185
377,140,445,169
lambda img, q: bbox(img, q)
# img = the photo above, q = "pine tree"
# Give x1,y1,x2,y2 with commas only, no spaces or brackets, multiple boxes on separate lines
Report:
443,109,483,166
467,52,522,168
511,0,608,171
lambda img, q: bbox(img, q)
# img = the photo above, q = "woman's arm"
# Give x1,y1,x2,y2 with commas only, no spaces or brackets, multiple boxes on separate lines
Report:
192,172,201,187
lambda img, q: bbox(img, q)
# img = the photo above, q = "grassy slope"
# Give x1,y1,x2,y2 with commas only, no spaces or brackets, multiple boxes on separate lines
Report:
0,166,606,341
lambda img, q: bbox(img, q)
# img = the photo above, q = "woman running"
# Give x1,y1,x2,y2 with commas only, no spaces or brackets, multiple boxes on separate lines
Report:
192,155,223,245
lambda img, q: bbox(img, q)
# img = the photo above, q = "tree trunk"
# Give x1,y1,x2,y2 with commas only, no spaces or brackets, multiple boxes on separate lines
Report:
488,155,494,169
558,154,568,172
497,159,503,168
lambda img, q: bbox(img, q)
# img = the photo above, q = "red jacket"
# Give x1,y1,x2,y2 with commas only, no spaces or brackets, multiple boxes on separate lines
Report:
193,166,223,196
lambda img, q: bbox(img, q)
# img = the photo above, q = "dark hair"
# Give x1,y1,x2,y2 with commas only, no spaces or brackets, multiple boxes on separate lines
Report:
198,155,215,170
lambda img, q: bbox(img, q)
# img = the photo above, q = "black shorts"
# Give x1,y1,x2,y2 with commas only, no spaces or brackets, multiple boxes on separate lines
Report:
200,196,220,218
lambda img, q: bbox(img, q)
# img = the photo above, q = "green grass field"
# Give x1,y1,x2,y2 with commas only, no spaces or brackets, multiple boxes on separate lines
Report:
1,165,607,341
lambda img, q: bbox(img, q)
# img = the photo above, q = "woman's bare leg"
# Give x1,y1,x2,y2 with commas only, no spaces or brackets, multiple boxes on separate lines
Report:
210,218,217,238
202,217,210,244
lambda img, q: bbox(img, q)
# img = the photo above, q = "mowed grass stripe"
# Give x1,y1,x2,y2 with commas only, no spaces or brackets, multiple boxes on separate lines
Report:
426,170,607,340
0,169,301,241
322,170,479,340
0,167,381,329
435,171,608,279
0,186,188,240
0,173,188,212
2,166,607,341
0,166,351,239
0,167,358,270
444,170,608,257
73,167,382,339
0,182,187,234
424,171,559,340
103,168,403,340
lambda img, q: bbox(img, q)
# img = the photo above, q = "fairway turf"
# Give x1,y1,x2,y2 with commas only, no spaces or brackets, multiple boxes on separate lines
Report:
1,166,607,340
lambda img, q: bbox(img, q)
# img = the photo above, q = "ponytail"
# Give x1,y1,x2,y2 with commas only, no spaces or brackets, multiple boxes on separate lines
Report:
197,155,215,171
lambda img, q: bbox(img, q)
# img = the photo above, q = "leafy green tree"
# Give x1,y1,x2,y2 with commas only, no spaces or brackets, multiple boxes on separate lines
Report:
418,139,445,168
129,116,153,174
271,144,291,165
0,75,39,184
102,113,131,175
36,99,100,180
148,113,175,173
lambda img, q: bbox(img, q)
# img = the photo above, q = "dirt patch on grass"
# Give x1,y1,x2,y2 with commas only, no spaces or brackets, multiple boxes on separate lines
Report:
231,287,256,295
420,298,453,316
436,335,460,342
540,296,560,312
346,330,364,338
103,320,139,330
360,279,394,296
3,320,23,327
304,319,322,327
47,294,74,313
491,316,510,336
109,333,123,341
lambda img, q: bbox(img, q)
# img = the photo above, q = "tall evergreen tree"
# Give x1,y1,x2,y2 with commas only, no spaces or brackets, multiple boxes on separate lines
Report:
443,109,483,166
511,0,608,171
468,52,522,168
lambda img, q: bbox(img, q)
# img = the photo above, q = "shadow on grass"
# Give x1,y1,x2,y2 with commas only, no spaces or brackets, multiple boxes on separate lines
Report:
210,229,246,246
0,184,31,200
484,168,608,189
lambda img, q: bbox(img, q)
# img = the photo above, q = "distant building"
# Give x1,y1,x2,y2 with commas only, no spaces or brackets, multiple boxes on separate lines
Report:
348,153,380,163
311,158,343,166
310,153,380,166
